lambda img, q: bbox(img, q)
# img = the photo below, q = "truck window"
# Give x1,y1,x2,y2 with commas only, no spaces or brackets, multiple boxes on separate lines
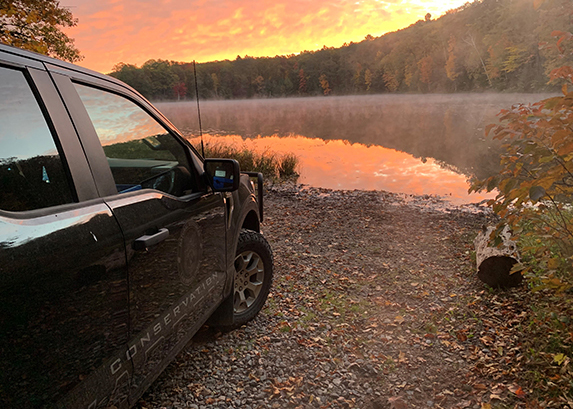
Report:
0,66,74,212
74,83,197,196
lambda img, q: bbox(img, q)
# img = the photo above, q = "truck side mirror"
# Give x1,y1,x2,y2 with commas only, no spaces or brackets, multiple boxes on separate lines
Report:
203,158,240,192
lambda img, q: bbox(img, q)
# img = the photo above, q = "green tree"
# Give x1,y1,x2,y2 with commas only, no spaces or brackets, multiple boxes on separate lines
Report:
110,62,153,97
141,59,179,100
211,73,220,97
0,0,81,62
503,46,528,74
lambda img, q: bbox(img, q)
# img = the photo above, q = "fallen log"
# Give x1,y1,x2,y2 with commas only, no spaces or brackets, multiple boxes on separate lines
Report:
474,225,523,288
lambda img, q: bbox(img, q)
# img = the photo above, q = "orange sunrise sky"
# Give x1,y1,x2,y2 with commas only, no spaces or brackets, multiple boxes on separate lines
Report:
64,0,470,74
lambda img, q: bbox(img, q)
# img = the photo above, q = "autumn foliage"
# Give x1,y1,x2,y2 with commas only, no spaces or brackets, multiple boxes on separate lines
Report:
471,25,573,288
0,0,81,62
111,0,571,101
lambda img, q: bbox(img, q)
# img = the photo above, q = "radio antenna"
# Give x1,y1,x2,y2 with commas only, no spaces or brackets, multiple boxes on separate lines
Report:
193,60,205,158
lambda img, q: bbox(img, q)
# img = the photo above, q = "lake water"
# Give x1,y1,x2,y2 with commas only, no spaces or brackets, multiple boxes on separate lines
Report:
155,93,553,204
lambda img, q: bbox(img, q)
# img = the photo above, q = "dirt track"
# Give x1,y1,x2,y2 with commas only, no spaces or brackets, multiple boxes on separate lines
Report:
139,185,534,409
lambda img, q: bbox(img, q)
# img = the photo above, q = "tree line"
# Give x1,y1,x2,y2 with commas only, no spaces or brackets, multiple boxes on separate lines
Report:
109,0,572,101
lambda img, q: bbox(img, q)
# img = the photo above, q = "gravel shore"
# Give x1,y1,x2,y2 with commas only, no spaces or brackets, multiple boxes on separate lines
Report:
138,184,506,409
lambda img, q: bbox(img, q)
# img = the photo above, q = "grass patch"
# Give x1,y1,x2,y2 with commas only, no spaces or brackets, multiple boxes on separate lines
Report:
506,213,573,402
519,294,573,397
194,141,300,181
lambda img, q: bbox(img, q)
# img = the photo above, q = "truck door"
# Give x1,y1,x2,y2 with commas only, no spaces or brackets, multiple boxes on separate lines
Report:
0,63,129,408
63,80,228,403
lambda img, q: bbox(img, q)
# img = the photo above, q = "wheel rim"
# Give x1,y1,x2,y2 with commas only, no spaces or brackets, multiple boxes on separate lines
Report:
234,250,265,313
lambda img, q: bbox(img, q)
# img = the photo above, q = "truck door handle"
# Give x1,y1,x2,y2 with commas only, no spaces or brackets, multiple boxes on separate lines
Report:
224,193,234,229
133,228,169,250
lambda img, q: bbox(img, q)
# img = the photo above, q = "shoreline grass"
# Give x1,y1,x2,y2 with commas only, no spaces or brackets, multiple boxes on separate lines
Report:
194,141,300,181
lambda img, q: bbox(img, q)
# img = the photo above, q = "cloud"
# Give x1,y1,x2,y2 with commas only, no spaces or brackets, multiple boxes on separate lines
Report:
65,0,468,72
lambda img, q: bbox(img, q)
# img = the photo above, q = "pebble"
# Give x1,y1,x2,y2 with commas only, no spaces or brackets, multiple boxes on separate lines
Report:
138,186,492,409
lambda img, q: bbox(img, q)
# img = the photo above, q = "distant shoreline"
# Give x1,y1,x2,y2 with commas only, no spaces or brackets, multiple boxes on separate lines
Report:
151,91,560,104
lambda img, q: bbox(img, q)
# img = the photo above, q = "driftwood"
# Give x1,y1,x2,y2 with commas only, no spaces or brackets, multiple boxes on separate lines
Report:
474,225,523,288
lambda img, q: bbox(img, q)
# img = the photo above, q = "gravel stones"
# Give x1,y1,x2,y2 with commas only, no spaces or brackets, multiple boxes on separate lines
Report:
138,185,496,409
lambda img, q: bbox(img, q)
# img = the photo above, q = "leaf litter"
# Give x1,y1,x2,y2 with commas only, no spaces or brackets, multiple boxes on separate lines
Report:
139,184,573,409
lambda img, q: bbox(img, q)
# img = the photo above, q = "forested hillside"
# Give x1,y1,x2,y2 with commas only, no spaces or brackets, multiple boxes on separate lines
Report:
109,0,572,100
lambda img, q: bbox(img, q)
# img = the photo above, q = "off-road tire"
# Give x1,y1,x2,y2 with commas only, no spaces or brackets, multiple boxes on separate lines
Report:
231,229,273,328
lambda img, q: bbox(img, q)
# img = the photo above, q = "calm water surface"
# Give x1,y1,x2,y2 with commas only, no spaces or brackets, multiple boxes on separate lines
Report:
156,94,553,204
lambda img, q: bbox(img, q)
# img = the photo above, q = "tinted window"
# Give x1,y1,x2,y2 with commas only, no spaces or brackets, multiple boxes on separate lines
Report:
75,84,196,196
0,66,74,212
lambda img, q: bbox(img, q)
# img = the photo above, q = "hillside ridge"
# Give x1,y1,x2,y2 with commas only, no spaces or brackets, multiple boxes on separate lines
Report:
110,0,572,100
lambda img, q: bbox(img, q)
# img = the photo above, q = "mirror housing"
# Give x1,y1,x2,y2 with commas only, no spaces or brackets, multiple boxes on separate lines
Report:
203,159,240,192
143,135,163,150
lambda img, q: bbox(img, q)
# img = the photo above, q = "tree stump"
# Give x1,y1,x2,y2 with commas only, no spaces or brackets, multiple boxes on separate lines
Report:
474,225,523,288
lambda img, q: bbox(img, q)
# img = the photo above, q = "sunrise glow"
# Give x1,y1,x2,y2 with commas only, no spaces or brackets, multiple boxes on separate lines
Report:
189,134,495,205
64,0,470,73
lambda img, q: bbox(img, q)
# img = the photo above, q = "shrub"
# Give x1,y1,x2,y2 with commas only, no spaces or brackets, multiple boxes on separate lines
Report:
195,141,299,181
470,28,573,289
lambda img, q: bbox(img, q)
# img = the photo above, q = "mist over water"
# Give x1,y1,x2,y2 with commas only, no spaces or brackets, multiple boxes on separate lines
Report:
156,93,554,203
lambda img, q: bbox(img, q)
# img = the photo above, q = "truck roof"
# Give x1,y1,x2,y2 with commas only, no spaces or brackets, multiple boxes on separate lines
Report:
0,43,131,91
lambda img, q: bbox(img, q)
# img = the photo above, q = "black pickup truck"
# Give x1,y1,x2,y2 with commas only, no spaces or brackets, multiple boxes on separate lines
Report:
0,44,273,408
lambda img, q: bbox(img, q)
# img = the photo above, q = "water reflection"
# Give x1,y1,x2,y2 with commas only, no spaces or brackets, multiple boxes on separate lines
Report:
0,67,59,159
189,134,495,204
75,84,169,145
156,94,555,202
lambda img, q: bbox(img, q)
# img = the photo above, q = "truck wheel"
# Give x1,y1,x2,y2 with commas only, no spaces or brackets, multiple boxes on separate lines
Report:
232,229,273,327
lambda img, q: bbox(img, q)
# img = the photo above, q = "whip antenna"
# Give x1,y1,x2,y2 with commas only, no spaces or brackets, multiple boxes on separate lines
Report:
193,60,205,158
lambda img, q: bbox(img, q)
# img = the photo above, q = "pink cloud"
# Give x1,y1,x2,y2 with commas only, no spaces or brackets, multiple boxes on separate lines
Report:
64,0,468,73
